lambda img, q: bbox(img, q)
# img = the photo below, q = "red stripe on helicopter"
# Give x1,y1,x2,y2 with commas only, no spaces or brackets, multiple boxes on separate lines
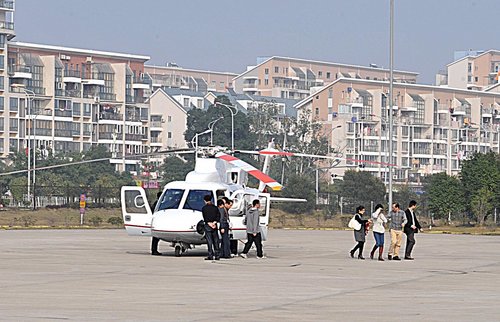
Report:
215,152,283,191
124,224,151,229
152,229,196,233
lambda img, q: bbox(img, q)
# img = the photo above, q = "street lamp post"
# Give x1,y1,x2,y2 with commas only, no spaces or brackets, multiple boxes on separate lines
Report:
388,0,395,208
22,88,36,208
208,116,224,146
215,102,238,151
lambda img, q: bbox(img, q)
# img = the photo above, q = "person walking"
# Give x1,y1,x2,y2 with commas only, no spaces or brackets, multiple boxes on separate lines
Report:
404,200,422,260
370,204,387,261
387,202,407,260
349,206,370,260
218,199,231,259
240,199,265,259
150,191,162,256
202,195,220,260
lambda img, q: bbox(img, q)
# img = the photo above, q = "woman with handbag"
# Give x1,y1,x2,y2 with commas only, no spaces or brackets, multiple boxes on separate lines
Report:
349,206,370,260
370,204,388,261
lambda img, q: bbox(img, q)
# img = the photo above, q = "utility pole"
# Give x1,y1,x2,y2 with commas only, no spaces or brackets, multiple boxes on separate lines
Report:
388,0,395,208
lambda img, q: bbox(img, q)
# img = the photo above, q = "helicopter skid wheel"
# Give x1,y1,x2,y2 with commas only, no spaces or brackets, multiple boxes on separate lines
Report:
174,245,182,257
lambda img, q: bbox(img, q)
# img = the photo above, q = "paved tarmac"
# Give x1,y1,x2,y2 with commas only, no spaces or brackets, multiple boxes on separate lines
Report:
1,229,499,321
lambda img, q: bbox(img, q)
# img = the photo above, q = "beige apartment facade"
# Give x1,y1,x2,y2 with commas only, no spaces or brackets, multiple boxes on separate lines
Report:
295,78,500,185
0,0,15,156
439,50,500,91
4,41,152,173
233,56,419,100
145,65,237,94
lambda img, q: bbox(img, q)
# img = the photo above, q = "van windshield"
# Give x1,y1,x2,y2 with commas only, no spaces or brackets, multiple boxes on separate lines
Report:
157,189,184,211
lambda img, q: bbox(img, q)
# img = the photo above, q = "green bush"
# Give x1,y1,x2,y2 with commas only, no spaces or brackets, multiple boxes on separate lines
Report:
107,216,123,226
88,215,103,227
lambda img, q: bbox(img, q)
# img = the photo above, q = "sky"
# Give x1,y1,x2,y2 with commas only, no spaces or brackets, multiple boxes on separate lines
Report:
13,0,500,84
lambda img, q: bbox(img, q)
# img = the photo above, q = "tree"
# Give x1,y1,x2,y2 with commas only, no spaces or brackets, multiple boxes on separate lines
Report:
336,170,386,213
393,185,419,209
460,152,500,223
9,176,28,203
423,173,464,223
159,155,194,185
470,187,494,226
279,174,315,214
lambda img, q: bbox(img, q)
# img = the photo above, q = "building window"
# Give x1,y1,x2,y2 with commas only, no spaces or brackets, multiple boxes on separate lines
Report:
315,107,320,116
468,63,472,72
168,116,172,122
183,98,190,107
168,132,172,139
318,71,322,77
475,77,478,82
0,55,4,70
0,96,3,111
0,76,3,91
274,66,279,73
264,68,269,75
326,72,331,79
0,35,5,48
9,97,18,112
264,79,269,85
197,99,203,108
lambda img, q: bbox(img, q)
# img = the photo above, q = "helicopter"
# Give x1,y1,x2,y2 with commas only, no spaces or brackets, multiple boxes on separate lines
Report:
120,140,396,257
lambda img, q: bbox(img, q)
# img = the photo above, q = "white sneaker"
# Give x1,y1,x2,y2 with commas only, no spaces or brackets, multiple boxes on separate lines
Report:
239,253,247,259
257,255,267,259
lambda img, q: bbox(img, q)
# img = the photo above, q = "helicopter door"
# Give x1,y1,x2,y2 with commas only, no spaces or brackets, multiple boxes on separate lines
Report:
230,192,270,241
121,186,153,236
257,193,271,241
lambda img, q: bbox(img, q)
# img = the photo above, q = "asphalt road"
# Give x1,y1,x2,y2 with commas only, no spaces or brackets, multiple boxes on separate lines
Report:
1,229,499,321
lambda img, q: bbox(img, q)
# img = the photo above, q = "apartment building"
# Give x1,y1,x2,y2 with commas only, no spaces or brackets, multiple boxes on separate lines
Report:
437,49,500,91
147,87,300,156
4,41,152,173
0,0,15,156
295,78,500,185
233,56,419,100
145,65,237,94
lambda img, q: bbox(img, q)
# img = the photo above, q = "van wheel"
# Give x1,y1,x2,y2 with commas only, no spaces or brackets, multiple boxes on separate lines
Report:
174,245,181,257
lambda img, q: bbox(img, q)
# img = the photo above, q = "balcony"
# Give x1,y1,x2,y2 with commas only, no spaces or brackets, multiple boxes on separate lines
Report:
55,109,73,118
54,129,73,137
64,89,81,98
0,21,14,32
82,73,105,86
150,137,162,145
132,76,151,90
450,106,467,116
482,108,493,118
125,114,141,122
8,65,32,79
125,133,143,141
63,69,82,83
0,1,14,10
347,98,364,108
99,92,116,101
150,121,163,129
99,113,123,121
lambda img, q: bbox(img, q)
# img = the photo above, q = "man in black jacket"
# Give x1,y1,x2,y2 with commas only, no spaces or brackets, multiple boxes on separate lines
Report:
404,200,422,260
202,195,220,260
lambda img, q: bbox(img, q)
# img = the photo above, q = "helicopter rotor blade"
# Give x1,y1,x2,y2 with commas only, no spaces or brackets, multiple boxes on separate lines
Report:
215,152,283,191
237,149,397,167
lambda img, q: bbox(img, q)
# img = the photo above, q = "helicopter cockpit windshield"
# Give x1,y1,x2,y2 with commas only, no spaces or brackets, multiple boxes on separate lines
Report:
157,189,184,211
183,190,213,211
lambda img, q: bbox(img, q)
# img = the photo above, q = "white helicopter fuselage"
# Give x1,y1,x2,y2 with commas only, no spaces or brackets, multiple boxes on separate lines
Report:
121,156,271,255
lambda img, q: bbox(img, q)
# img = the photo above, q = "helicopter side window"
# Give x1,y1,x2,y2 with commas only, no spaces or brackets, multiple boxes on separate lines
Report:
183,190,213,211
216,190,226,199
157,189,184,211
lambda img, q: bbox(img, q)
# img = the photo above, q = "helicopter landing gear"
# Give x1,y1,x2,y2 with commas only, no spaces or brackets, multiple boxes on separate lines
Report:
173,242,190,257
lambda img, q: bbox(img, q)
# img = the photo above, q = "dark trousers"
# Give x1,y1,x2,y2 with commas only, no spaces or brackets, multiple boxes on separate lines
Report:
151,237,160,253
352,241,365,256
230,233,238,255
242,233,263,257
204,226,220,259
405,232,416,258
220,228,231,258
